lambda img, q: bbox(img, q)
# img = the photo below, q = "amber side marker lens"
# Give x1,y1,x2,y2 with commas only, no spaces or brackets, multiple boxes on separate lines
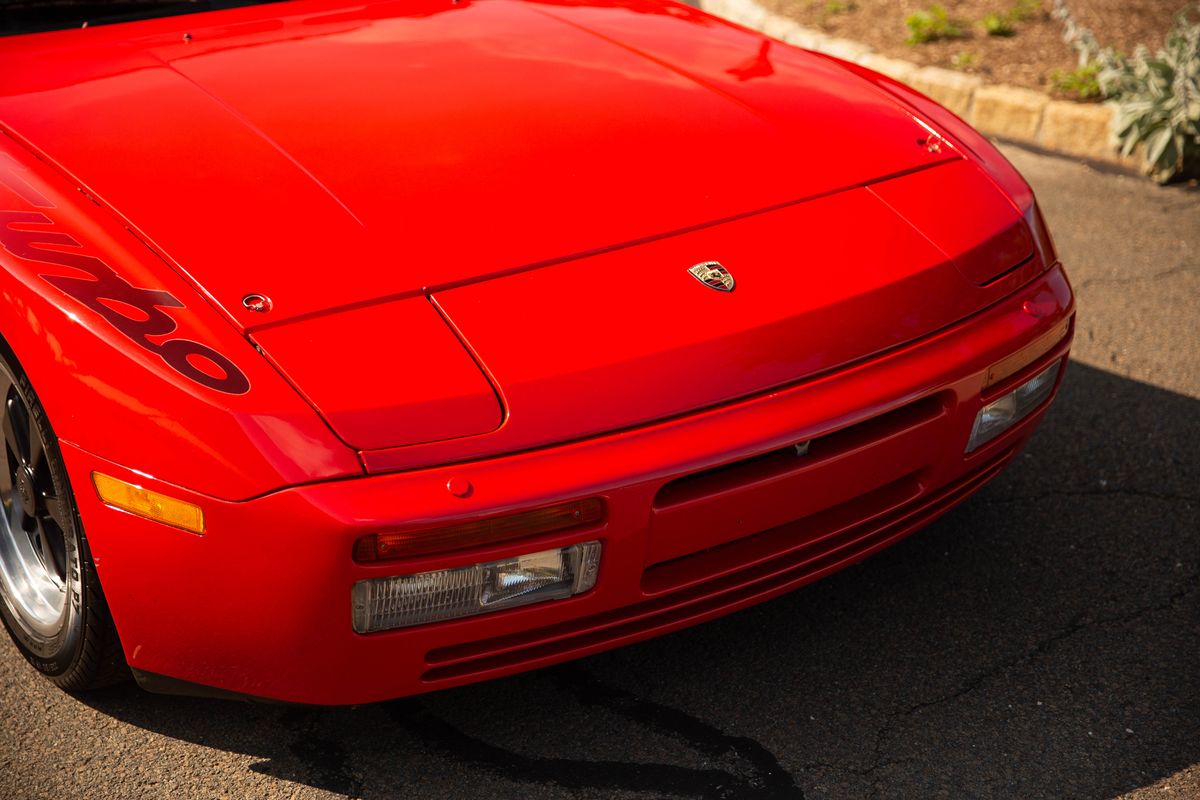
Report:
91,472,205,534
354,497,604,562
984,318,1070,391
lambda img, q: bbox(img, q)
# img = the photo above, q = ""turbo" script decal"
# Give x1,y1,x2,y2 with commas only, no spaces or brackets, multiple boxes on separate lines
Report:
0,155,250,395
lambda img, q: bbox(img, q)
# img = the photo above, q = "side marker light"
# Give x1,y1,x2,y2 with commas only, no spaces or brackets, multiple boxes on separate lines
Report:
92,472,205,534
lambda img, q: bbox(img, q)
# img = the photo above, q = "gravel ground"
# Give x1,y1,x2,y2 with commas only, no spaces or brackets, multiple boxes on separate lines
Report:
1,144,1198,799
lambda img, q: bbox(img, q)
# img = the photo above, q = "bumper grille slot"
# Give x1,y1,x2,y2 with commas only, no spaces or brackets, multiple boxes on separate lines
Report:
422,446,1014,684
643,472,922,595
653,393,948,510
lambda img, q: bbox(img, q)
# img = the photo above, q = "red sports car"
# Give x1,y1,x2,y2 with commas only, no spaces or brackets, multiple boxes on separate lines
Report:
0,0,1073,705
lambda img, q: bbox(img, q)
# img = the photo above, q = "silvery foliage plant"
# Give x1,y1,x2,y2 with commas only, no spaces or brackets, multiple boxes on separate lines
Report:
1055,1,1199,183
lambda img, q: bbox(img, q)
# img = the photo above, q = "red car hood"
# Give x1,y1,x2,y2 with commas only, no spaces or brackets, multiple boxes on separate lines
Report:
0,0,948,326
0,0,1033,459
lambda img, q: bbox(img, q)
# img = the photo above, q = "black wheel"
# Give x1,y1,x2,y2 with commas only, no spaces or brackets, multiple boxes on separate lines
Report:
0,342,125,690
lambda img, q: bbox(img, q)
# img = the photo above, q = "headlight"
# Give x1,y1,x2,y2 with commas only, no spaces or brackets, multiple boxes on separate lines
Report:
966,361,1062,452
352,541,602,633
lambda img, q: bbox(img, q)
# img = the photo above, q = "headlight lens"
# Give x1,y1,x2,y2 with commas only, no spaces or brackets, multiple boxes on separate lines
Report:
352,541,602,633
967,360,1062,452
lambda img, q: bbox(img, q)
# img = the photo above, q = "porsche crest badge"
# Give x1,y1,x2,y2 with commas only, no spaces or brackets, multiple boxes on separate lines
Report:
687,261,736,292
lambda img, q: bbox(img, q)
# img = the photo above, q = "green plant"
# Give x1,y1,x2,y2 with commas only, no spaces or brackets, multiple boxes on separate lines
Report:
905,5,965,45
823,0,856,14
980,0,1040,38
815,0,856,26
952,50,981,69
1009,0,1042,22
1054,1,1200,182
1051,62,1103,99
982,12,1016,36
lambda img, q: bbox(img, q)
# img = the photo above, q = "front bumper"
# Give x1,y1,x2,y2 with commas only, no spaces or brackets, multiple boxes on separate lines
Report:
63,265,1074,705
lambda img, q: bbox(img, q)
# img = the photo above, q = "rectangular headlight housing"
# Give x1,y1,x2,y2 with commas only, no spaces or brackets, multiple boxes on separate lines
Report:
966,360,1061,453
352,541,602,633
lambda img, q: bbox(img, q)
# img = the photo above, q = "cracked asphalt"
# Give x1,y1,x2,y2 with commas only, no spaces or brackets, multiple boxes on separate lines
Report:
1,144,1197,800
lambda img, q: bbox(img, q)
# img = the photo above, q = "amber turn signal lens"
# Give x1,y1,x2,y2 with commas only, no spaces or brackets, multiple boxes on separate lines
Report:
354,497,604,562
984,317,1070,390
91,472,205,534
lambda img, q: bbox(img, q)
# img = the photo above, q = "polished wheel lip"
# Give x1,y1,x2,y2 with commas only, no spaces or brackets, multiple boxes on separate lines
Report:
0,365,70,641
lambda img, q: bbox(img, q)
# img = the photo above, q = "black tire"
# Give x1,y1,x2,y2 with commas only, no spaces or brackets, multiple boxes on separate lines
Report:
0,341,126,690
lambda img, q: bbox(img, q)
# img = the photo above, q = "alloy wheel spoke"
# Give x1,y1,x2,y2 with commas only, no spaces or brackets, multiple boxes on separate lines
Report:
3,394,31,466
41,490,68,531
36,521,65,582
34,528,57,580
2,397,24,466
26,412,43,472
31,451,55,497
0,370,15,524
0,442,14,502
0,374,12,426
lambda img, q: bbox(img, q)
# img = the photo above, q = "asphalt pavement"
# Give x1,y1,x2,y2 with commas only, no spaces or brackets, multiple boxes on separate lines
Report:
1,144,1197,800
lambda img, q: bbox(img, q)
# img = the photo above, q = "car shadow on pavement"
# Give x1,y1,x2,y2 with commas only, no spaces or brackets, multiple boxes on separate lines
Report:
77,360,1198,799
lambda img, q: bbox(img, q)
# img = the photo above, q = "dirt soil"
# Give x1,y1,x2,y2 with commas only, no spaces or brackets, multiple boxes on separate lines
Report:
758,0,1187,98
